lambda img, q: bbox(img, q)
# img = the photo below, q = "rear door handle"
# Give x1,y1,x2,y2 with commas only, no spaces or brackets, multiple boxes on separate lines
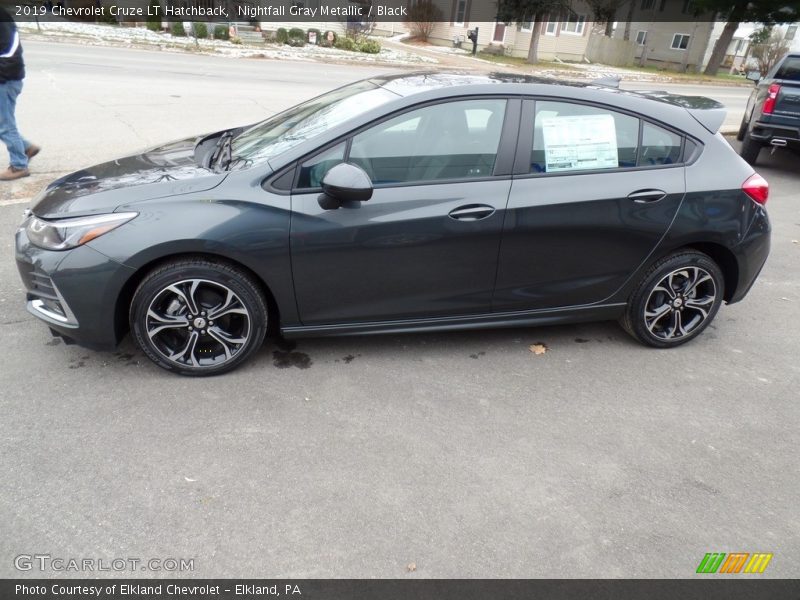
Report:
448,204,496,221
628,189,667,203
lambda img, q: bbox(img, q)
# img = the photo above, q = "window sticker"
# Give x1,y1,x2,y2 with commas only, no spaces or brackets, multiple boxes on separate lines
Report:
541,114,619,172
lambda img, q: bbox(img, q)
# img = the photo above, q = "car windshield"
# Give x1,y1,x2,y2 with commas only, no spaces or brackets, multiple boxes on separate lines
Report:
229,80,396,167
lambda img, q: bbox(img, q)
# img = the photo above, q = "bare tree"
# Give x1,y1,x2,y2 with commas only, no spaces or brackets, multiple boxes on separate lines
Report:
750,29,791,76
585,0,625,37
406,0,443,42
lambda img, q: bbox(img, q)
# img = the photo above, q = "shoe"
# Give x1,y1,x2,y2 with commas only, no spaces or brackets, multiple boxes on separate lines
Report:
25,145,41,160
0,166,30,181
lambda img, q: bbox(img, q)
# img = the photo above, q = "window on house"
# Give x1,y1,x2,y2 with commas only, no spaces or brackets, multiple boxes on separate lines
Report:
544,20,557,35
786,25,797,41
671,34,690,50
453,0,467,25
519,18,533,32
560,15,585,35
636,30,647,46
734,39,745,54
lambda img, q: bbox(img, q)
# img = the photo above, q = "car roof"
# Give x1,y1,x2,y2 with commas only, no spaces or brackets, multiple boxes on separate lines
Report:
370,70,721,109
368,70,725,133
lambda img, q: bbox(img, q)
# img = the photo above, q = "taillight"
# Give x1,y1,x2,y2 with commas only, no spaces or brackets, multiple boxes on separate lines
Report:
763,83,781,114
742,173,769,205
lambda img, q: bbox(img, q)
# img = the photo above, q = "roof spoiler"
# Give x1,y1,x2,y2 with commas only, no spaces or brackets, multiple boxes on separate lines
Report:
686,106,726,134
634,90,726,134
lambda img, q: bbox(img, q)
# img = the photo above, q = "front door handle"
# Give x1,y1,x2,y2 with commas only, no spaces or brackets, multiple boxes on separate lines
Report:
628,189,667,203
448,204,496,221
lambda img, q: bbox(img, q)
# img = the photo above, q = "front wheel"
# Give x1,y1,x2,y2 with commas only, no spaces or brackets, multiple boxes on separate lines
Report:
620,251,724,348
130,258,268,376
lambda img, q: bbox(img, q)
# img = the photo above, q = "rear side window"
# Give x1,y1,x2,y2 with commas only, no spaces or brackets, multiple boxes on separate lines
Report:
531,101,639,173
529,101,686,174
774,56,800,81
640,122,682,165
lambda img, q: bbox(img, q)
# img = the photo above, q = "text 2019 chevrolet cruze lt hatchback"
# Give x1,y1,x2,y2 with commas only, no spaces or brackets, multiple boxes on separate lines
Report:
15,72,771,375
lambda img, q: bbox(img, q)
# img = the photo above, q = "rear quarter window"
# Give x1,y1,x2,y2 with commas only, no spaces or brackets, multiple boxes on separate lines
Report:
774,56,800,81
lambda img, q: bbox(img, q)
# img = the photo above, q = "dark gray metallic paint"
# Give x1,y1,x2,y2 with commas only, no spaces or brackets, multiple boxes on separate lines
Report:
15,72,771,351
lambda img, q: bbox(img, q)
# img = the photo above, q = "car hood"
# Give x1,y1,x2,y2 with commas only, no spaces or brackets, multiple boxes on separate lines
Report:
32,136,229,219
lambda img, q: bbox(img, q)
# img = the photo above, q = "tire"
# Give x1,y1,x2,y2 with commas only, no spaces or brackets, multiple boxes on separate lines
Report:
130,258,268,376
735,116,748,142
740,131,762,165
620,251,724,349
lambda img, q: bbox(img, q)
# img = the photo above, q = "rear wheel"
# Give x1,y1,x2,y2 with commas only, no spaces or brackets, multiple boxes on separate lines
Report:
130,258,268,376
740,131,762,165
620,251,724,348
736,116,748,142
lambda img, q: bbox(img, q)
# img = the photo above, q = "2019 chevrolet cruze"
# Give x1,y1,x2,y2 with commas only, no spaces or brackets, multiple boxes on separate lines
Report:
15,72,771,375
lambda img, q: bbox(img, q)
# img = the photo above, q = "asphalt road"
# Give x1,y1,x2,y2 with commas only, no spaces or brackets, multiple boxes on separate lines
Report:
1,42,798,579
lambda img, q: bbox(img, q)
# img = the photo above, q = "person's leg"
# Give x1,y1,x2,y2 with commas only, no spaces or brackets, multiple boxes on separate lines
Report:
0,80,29,170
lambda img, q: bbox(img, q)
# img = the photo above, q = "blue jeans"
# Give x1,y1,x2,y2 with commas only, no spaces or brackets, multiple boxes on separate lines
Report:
0,80,31,169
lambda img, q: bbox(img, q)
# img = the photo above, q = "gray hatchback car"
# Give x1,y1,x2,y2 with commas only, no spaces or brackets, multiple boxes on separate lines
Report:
15,72,771,375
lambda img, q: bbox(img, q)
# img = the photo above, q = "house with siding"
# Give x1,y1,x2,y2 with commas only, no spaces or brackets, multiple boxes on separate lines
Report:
611,0,715,71
421,0,594,61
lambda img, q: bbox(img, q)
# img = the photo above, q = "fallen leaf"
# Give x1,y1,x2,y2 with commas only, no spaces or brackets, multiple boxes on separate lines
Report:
792,240,799,245
184,477,197,482
529,343,548,355
406,562,417,572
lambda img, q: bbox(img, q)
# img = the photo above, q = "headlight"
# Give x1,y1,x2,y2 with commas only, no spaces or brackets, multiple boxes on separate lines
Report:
26,212,138,251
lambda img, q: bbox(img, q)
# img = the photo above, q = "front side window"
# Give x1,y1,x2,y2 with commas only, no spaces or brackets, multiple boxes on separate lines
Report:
544,21,557,35
636,30,647,46
786,25,797,41
671,34,690,50
348,99,507,185
531,101,639,173
296,142,346,189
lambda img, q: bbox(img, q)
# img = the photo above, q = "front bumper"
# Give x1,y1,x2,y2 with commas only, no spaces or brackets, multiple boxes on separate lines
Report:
15,225,136,350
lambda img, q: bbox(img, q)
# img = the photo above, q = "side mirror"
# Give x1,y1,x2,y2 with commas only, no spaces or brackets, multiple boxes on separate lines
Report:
318,163,373,209
746,70,761,83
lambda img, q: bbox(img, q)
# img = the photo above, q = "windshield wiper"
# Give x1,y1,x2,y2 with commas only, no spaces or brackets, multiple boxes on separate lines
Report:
209,131,234,170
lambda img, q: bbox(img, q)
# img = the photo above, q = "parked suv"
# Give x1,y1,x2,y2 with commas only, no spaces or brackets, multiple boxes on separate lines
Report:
738,52,800,164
